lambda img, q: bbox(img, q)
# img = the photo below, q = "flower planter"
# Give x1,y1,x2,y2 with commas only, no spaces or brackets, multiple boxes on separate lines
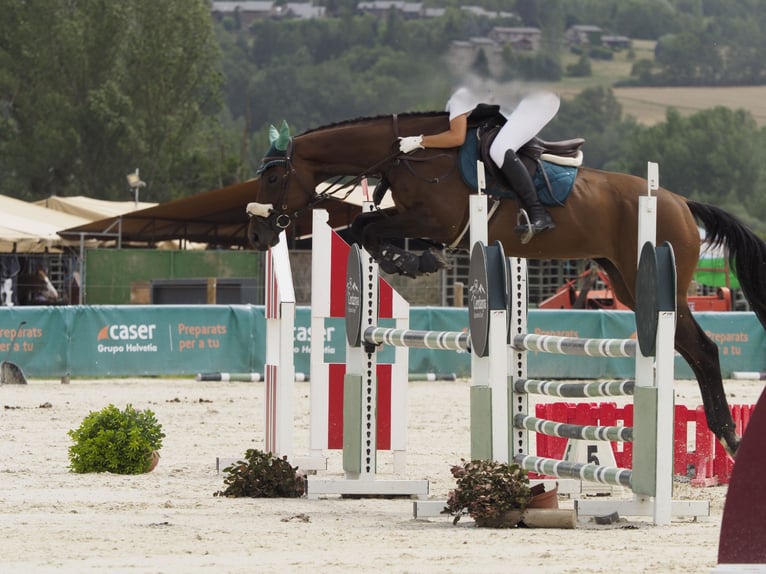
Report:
475,509,524,528
147,450,160,472
527,484,559,509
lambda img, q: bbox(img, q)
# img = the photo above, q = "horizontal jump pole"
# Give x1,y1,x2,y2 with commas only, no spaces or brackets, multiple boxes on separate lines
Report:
197,372,308,382
511,333,636,357
513,378,635,398
409,372,458,381
513,414,633,443
514,454,633,489
362,326,470,352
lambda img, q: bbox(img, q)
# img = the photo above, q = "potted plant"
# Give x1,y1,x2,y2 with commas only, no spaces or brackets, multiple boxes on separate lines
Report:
68,404,165,474
214,449,305,498
444,459,534,527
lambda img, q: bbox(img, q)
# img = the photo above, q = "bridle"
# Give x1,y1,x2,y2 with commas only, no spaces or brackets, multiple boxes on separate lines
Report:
251,136,402,233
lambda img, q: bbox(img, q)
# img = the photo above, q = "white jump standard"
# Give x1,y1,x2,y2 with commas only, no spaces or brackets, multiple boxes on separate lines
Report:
501,164,708,524
336,163,706,524
304,237,429,498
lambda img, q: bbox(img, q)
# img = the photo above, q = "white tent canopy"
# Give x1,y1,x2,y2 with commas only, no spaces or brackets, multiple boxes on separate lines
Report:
36,195,157,221
0,224,44,252
0,195,92,252
0,194,160,252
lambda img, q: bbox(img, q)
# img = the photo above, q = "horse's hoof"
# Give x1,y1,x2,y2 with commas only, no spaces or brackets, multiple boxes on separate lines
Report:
721,435,741,459
379,248,419,278
418,248,449,274
379,259,399,275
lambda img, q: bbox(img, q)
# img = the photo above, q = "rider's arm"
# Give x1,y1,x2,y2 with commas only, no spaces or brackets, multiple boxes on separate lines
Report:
422,113,468,148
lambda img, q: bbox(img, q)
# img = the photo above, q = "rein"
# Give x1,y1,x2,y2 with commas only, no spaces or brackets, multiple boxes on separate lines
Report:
391,113,457,184
262,137,402,229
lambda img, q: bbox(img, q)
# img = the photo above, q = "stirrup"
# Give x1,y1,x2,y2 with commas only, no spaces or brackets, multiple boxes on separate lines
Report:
515,210,535,245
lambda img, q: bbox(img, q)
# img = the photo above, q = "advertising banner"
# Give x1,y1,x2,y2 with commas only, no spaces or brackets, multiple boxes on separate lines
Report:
0,306,263,377
0,306,762,380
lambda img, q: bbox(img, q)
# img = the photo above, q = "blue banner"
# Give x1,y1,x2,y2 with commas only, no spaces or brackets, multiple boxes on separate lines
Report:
0,306,763,379
0,306,263,377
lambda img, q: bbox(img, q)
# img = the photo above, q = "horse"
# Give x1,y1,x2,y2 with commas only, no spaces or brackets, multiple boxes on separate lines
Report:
17,265,60,305
245,112,766,458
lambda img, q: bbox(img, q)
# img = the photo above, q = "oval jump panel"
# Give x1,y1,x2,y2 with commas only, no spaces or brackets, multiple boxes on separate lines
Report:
635,241,659,357
345,244,363,347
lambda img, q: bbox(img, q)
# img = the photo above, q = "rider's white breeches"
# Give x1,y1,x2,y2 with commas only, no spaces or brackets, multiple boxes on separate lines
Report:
489,91,561,166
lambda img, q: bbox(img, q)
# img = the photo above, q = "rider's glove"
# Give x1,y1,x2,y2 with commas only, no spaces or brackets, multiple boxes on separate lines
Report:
398,135,424,154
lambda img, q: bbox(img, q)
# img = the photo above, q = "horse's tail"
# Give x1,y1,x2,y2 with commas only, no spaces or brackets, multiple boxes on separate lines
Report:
687,200,766,327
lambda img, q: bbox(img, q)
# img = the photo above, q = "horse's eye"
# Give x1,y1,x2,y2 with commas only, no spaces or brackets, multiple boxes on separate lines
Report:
268,174,279,185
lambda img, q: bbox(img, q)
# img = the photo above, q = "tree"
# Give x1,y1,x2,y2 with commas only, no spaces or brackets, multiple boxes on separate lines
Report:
613,0,682,39
566,53,592,77
472,49,492,78
654,31,723,85
0,0,222,202
545,87,637,170
615,107,764,227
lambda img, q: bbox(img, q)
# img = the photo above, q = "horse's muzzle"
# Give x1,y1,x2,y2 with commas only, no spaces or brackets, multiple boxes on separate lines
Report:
246,216,280,250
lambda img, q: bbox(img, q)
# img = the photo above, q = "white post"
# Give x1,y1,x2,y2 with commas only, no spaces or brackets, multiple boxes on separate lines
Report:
634,164,658,403
654,308,675,525
389,273,410,475
469,192,489,392
264,231,295,458
309,210,331,458
468,162,510,463
488,307,509,463
635,161,673,524
508,255,528,462
344,242,379,480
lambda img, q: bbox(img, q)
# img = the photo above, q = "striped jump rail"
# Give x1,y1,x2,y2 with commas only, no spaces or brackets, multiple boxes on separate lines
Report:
362,326,470,352
511,334,636,357
513,378,636,398
514,454,633,489
513,414,633,442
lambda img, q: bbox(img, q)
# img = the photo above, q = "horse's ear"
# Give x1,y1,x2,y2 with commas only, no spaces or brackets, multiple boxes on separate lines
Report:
268,124,279,145
274,120,291,151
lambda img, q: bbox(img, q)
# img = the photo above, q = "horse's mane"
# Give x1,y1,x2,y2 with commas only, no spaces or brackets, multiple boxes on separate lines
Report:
300,111,447,136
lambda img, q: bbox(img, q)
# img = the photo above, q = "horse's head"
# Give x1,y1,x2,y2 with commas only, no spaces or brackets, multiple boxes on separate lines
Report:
247,121,315,250
18,266,59,305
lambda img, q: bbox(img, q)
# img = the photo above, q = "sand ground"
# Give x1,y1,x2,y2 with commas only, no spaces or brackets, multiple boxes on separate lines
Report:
1,377,763,574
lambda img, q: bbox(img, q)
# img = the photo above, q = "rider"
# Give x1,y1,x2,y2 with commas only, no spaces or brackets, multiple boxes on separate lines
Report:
398,86,560,241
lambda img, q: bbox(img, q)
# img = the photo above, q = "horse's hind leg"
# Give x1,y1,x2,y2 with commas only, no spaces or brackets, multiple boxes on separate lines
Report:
598,258,740,456
594,259,635,308
675,309,739,456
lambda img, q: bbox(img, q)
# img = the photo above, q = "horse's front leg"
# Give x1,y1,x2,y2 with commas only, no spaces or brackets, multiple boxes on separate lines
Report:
352,209,449,278
350,211,385,253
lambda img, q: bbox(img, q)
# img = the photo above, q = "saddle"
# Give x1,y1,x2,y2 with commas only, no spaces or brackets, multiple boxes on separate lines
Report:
469,104,584,187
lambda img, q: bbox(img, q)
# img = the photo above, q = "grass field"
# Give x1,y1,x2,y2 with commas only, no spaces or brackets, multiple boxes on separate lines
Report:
458,39,766,126
550,40,766,127
611,85,766,126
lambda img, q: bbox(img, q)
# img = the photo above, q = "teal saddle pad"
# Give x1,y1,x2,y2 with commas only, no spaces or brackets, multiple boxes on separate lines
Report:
458,129,577,205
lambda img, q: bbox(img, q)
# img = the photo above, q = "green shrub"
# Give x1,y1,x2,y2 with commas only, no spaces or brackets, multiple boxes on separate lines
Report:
68,404,165,474
444,459,532,526
214,449,305,498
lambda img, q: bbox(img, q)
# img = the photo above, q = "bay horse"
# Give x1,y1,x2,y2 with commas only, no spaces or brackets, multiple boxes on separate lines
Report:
17,265,60,305
246,113,766,458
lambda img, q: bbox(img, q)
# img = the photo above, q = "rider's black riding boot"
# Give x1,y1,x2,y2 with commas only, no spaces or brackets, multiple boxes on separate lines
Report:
500,149,555,242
